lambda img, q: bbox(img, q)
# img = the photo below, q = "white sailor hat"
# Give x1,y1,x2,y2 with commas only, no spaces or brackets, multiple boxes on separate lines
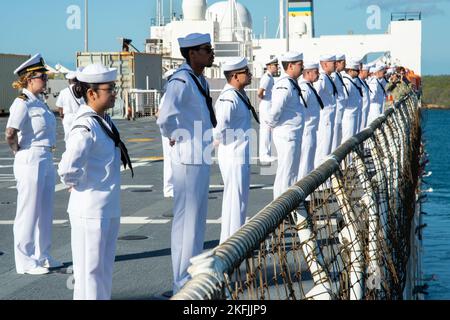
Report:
65,71,76,80
346,60,361,70
223,57,248,72
163,69,177,80
266,57,278,65
280,51,303,62
361,64,370,71
320,54,336,62
370,64,386,73
335,53,346,61
178,33,211,48
14,53,48,76
66,67,85,80
303,61,319,70
76,63,117,83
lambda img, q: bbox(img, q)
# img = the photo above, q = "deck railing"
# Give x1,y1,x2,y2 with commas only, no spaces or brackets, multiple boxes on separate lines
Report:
172,94,424,300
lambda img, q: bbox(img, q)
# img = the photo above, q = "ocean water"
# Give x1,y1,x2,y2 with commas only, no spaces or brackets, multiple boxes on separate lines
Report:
422,109,450,300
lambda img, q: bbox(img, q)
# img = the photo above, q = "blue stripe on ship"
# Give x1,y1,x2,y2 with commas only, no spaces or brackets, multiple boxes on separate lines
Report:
288,7,312,12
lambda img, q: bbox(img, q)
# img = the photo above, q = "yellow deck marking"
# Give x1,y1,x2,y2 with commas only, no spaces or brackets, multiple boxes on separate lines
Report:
128,138,155,143
137,156,164,161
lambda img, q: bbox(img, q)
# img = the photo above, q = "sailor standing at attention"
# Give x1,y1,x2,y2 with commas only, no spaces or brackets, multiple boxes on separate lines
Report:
267,52,306,199
331,54,348,150
214,57,258,244
158,69,177,198
5,53,62,275
341,60,363,141
367,64,387,124
56,67,85,143
58,64,133,300
314,55,337,168
298,62,323,180
257,57,278,165
156,33,216,294
357,64,371,131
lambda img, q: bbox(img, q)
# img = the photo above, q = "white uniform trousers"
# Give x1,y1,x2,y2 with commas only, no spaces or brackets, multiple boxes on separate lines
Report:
218,145,250,244
341,112,359,143
360,102,370,132
332,99,345,151
315,107,336,168
171,163,210,293
298,127,317,180
367,103,384,126
69,215,120,300
62,113,77,142
162,136,174,197
273,129,301,199
13,148,55,273
259,101,273,162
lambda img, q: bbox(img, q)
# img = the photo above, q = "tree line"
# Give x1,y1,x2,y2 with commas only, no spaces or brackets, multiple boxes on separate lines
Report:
422,75,450,108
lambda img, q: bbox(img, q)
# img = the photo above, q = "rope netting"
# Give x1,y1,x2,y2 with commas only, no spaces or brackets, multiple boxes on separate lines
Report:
172,94,422,300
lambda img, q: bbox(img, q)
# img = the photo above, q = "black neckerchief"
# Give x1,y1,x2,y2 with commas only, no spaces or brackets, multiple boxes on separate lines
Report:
68,86,81,107
343,76,363,97
287,78,308,108
89,113,134,178
335,72,349,96
357,77,372,93
325,74,338,96
185,72,217,128
233,89,260,124
306,82,324,109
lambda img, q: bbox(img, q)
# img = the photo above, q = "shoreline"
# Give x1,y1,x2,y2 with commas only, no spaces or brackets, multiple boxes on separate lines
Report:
422,104,450,110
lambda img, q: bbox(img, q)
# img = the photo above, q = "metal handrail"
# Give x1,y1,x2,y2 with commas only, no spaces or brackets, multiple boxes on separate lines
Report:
172,93,419,300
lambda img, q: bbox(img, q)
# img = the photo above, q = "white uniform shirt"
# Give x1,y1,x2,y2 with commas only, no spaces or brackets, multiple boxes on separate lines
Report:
314,72,337,109
342,73,363,116
58,105,121,219
6,88,56,148
55,85,84,116
213,84,252,164
332,71,348,101
157,63,213,165
299,79,321,132
368,77,386,106
267,75,306,137
259,72,275,103
356,77,371,128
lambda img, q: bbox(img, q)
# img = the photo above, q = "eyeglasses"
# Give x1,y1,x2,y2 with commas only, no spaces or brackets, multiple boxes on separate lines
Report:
197,46,214,54
234,69,252,76
96,85,117,94
30,74,48,81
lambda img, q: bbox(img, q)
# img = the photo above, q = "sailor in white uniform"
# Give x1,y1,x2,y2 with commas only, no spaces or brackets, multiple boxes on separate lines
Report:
357,64,371,131
214,57,259,244
156,33,216,294
56,67,85,142
5,54,62,275
314,54,338,168
267,52,306,199
159,69,177,198
298,62,323,180
367,64,387,124
341,60,363,142
331,54,348,150
258,57,278,165
58,64,133,300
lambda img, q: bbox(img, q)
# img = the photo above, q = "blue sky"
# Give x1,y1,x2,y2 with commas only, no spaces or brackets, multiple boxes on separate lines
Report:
0,0,448,75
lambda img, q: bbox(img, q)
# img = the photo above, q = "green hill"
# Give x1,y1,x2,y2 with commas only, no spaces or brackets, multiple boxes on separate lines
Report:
422,75,450,108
